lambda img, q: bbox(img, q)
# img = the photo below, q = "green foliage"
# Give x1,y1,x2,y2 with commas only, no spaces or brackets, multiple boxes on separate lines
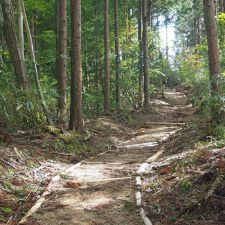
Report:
180,180,192,192
0,207,12,214
213,125,225,140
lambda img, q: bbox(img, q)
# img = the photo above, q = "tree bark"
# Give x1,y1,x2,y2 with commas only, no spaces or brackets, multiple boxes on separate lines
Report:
55,0,59,77
219,0,224,12
0,7,3,66
17,0,24,61
94,0,100,92
69,0,84,131
19,0,51,123
104,0,110,113
30,12,37,52
138,0,143,106
0,0,30,89
203,0,221,123
147,0,152,26
114,0,121,110
142,0,150,107
57,0,67,124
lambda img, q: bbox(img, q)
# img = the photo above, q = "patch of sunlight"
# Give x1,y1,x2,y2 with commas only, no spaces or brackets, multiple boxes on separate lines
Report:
151,99,171,106
122,142,159,149
64,164,109,181
60,195,114,210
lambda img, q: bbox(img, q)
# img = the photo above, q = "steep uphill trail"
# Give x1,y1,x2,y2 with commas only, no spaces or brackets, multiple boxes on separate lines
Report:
20,90,192,225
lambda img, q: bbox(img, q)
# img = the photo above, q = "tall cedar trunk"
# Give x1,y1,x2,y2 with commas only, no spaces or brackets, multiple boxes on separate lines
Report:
94,0,100,91
0,8,3,66
219,0,224,12
19,0,52,123
138,0,143,105
18,0,24,61
0,0,30,89
70,0,84,131
57,0,67,124
114,0,121,109
194,14,201,54
142,0,150,107
165,17,169,62
147,0,152,26
104,0,110,113
203,0,221,123
0,33,3,65
30,12,36,52
55,0,60,77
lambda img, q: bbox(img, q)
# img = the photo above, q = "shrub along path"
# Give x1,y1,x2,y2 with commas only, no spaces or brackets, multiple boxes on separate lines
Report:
19,90,191,225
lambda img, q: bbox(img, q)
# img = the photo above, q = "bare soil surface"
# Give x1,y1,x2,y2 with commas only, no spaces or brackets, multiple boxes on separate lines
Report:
18,90,193,225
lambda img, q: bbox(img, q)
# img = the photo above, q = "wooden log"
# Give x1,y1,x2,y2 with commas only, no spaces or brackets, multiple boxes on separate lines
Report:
146,150,163,163
136,191,142,207
140,208,153,225
136,176,142,189
145,122,185,126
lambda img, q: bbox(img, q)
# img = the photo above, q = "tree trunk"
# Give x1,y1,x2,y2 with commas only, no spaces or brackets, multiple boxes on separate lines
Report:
104,0,110,113
142,0,150,107
165,17,169,62
203,0,222,123
0,8,3,66
55,0,59,77
219,0,224,12
147,0,152,26
69,0,84,131
94,0,100,92
19,0,52,123
30,12,37,52
114,0,121,110
57,0,67,124
0,0,30,89
138,0,143,106
17,0,24,61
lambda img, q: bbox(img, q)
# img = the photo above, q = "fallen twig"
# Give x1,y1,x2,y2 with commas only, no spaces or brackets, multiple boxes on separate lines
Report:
0,158,17,169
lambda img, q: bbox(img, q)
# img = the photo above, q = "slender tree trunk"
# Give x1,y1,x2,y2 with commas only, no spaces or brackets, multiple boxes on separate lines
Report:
0,0,30,89
83,39,89,91
19,0,51,123
138,0,143,106
55,0,60,77
203,0,222,123
142,0,150,107
147,0,152,26
104,0,110,113
30,12,37,52
114,0,121,109
17,0,24,61
57,0,67,124
0,8,3,66
219,0,224,12
70,0,84,131
165,17,169,62
94,0,100,92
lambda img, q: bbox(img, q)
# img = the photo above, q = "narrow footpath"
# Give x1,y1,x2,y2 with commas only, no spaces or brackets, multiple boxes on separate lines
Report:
20,90,190,225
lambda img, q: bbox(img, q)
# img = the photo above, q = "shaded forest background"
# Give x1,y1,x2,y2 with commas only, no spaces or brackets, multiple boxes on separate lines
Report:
0,0,225,135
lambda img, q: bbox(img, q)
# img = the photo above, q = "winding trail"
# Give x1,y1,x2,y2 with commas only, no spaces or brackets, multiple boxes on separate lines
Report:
20,90,189,225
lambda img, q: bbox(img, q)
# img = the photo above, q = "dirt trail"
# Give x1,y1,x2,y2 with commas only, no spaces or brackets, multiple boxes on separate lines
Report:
20,90,190,225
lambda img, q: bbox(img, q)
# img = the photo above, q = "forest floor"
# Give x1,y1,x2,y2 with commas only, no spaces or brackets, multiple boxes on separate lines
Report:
0,89,225,225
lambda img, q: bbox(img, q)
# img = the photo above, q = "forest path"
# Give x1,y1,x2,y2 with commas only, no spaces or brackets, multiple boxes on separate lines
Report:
20,90,190,225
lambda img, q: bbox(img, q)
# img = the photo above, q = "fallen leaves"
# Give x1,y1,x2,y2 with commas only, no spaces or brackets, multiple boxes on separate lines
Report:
64,181,81,189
